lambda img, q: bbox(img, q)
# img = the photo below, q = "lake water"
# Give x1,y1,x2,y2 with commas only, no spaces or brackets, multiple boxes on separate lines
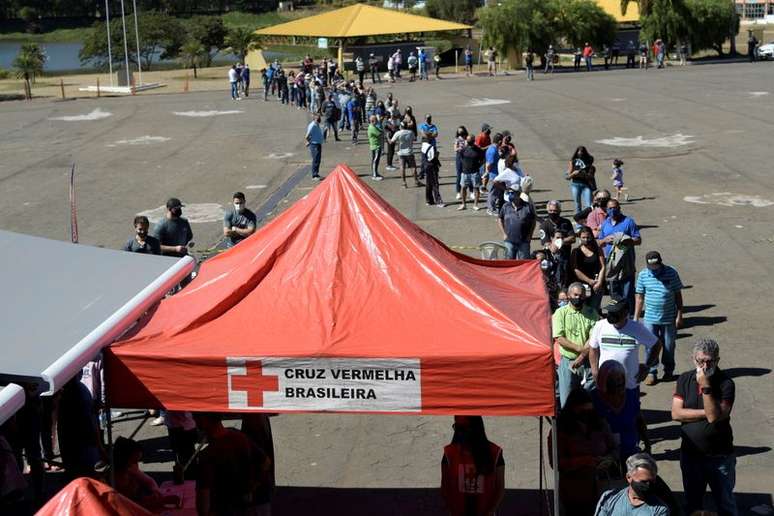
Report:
0,41,244,72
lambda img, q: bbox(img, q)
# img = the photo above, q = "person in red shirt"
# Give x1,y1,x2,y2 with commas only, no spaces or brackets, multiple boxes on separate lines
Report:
583,43,593,71
475,123,492,149
441,416,505,516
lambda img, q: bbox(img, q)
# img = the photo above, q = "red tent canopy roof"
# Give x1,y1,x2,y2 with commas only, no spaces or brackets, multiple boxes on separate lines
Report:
106,165,554,416
36,477,152,516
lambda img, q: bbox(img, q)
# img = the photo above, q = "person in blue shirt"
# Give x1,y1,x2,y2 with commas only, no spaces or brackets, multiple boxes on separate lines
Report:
485,133,503,215
346,95,361,144
263,65,274,101
418,114,438,147
634,251,684,385
418,48,428,80
597,199,641,314
241,64,250,97
305,114,324,180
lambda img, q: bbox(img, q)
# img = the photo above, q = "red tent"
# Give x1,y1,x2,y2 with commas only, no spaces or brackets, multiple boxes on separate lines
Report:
36,477,152,516
105,164,554,416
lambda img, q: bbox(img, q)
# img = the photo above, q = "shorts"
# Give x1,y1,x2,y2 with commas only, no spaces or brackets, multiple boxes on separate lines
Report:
613,180,624,188
400,154,416,167
460,172,482,189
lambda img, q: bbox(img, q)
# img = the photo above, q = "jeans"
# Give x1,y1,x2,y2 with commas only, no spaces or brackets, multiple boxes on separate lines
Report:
503,240,530,259
455,152,463,193
644,322,676,375
585,56,592,71
569,181,593,214
609,277,635,315
230,81,238,99
487,182,503,213
371,147,382,176
309,143,322,177
558,355,590,407
526,64,534,80
681,453,737,516
323,120,338,141
339,110,350,130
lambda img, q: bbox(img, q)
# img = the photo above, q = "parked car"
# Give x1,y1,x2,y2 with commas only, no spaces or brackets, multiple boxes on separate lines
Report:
757,41,774,60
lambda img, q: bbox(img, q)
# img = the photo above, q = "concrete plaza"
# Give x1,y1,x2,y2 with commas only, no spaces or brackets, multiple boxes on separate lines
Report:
1,60,772,514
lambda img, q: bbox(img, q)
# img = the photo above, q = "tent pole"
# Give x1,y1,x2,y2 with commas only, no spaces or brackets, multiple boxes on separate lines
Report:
119,0,131,87
131,0,142,85
105,397,115,487
104,0,114,87
539,416,544,516
338,41,343,72
551,414,560,516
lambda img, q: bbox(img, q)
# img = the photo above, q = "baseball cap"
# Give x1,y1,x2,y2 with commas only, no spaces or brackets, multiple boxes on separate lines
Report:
604,298,628,315
481,123,491,132
646,251,663,269
166,197,184,209
613,158,624,166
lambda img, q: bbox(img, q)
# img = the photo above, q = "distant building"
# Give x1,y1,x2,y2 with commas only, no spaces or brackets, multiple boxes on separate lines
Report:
735,0,774,22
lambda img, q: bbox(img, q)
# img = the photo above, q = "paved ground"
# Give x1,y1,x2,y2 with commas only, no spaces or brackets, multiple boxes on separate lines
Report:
2,61,773,515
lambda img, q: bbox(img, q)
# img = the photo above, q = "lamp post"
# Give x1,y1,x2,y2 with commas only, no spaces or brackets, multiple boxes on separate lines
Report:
104,0,113,86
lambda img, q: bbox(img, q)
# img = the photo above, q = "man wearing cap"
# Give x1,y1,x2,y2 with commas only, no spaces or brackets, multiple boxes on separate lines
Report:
152,198,193,258
497,186,535,259
589,299,662,397
587,190,611,237
305,114,324,180
634,251,684,385
552,282,599,407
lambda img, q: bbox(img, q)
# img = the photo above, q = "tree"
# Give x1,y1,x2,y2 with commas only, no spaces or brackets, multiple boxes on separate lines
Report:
686,0,738,55
639,0,691,48
223,27,261,62
558,0,618,49
79,11,185,71
13,43,46,100
426,0,479,25
187,16,228,67
178,39,207,78
478,0,563,65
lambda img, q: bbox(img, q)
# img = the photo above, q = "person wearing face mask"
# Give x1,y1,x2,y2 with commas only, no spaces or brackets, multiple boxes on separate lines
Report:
223,192,257,248
634,251,684,385
497,186,535,259
587,190,611,237
123,216,161,255
598,199,641,314
441,416,505,516
588,299,662,396
540,200,576,287
152,198,193,258
571,225,606,310
552,282,599,407
672,339,737,516
594,453,670,515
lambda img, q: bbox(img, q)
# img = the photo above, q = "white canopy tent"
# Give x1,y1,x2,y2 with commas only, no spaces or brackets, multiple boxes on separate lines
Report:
0,230,194,422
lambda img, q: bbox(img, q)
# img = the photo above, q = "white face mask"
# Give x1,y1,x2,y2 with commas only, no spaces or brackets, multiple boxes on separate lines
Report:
234,202,244,213
553,237,564,249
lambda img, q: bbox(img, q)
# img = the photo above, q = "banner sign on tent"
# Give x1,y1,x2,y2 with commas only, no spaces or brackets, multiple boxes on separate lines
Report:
317,37,328,49
227,357,421,412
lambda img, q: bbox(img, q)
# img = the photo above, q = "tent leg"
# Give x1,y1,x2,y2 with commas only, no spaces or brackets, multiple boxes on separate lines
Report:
539,416,544,516
105,403,115,487
551,415,560,516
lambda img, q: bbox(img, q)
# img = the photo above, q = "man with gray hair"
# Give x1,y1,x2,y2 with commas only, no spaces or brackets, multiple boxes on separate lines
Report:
539,200,575,287
672,338,737,516
594,453,670,515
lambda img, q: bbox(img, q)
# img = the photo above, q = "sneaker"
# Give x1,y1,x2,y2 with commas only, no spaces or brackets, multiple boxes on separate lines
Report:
386,166,397,171
150,416,165,426
371,175,384,181
469,193,476,201
662,371,676,381
644,373,657,386
436,203,446,208
486,209,496,216
457,205,466,211
472,206,481,211
455,193,462,200
415,181,425,187
312,175,322,181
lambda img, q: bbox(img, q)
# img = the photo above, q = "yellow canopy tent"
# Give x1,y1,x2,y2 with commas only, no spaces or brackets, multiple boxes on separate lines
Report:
254,3,472,68
595,0,640,23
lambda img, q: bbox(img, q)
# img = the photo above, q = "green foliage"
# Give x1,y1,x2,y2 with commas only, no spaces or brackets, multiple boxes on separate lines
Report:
639,0,691,45
425,0,479,25
685,0,737,55
0,68,11,79
13,42,46,99
178,39,207,77
558,0,618,49
620,0,653,16
186,15,228,66
79,11,185,71
478,0,618,57
223,27,261,61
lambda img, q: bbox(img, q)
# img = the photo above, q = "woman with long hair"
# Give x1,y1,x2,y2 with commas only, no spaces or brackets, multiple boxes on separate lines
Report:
570,225,606,310
567,146,596,213
441,416,505,516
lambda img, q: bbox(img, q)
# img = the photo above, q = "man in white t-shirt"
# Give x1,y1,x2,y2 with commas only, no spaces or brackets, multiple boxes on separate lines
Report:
588,299,662,393
228,65,239,100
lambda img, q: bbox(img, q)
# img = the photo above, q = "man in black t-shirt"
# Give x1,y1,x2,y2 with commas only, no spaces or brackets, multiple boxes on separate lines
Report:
123,215,161,255
152,198,193,257
498,188,535,259
671,338,737,516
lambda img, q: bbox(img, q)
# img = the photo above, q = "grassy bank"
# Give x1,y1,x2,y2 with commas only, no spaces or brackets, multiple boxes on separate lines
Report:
0,10,305,44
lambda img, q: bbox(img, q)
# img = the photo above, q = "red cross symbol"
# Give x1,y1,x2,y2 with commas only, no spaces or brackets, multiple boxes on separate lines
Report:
230,360,279,408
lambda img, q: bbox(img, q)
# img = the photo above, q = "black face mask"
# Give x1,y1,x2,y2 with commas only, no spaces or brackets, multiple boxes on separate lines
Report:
170,207,182,217
606,313,624,325
569,297,585,308
630,480,652,498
